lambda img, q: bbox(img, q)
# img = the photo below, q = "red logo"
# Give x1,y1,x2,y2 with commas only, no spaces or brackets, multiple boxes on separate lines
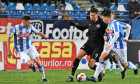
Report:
106,29,114,34
17,33,30,38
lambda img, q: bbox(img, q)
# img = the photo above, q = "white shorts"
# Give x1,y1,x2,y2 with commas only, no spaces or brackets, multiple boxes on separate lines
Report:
19,46,40,63
104,47,127,63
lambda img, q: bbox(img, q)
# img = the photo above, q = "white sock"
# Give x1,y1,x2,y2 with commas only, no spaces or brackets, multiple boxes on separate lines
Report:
103,59,110,74
128,61,137,70
38,65,46,79
116,59,124,71
94,62,104,79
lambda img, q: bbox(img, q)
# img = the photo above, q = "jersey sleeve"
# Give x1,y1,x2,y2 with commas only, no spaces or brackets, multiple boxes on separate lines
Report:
31,25,39,33
109,22,119,46
9,26,16,37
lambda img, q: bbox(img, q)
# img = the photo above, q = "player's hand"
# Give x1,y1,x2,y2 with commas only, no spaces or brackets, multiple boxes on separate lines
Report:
69,21,76,26
44,36,49,39
105,45,111,51
7,50,12,58
124,37,128,42
104,36,107,41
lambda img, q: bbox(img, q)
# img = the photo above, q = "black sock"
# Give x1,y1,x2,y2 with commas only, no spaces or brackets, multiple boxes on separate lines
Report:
90,65,97,71
29,64,36,70
71,58,80,76
32,64,36,70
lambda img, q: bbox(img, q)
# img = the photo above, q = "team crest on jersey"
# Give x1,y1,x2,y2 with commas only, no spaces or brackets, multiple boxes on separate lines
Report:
96,24,100,28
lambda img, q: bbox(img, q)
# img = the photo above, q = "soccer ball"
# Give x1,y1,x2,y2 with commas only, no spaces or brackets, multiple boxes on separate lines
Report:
76,72,86,82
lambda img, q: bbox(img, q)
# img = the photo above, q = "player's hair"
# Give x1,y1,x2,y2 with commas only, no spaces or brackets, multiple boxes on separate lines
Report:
22,14,32,20
101,8,112,18
90,7,98,14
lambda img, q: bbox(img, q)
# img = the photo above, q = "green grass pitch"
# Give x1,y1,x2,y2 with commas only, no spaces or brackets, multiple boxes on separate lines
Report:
0,69,140,84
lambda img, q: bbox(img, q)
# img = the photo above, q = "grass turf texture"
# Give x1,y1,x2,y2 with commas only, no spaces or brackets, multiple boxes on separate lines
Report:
0,69,140,84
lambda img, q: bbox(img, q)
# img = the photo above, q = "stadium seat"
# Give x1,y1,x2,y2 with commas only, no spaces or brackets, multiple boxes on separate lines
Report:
80,11,87,20
7,2,16,10
33,3,40,19
68,11,74,17
25,3,32,10
49,4,56,10
41,3,49,10
2,3,7,9
25,3,32,15
118,0,130,3
16,10,24,18
110,4,117,11
8,10,16,18
16,3,24,10
65,0,73,4
33,3,40,10
65,3,74,10
72,3,81,10
117,4,126,11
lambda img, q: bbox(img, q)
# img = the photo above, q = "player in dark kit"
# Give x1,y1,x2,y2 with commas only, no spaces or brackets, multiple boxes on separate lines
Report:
66,7,107,82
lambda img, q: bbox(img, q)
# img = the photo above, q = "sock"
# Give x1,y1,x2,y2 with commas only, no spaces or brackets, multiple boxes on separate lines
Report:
90,65,97,71
103,59,110,74
71,58,80,76
127,61,137,70
38,64,46,79
94,61,104,79
116,59,124,71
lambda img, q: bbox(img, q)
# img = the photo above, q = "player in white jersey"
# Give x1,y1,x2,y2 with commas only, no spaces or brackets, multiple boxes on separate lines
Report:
7,15,49,82
86,9,138,82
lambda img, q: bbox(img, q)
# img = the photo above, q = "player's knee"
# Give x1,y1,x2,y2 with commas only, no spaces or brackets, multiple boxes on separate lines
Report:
27,61,33,67
122,63,128,68
99,57,104,62
76,56,83,60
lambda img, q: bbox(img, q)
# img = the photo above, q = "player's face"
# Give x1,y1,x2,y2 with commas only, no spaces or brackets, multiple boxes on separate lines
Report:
23,20,31,27
90,12,98,21
102,16,110,24
111,14,114,19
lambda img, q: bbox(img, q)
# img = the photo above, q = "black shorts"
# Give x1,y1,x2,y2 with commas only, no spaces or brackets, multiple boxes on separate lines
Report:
80,43,103,62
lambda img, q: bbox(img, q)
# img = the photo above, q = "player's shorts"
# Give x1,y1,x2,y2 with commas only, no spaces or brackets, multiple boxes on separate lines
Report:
80,43,103,61
109,42,127,61
104,47,127,63
19,45,40,63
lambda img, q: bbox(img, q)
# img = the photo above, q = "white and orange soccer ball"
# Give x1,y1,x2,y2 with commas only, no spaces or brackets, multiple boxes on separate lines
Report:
76,72,86,82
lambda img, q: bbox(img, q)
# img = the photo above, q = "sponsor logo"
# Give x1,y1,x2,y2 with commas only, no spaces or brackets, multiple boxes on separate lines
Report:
31,20,88,40
17,33,30,38
106,29,114,34
96,24,100,28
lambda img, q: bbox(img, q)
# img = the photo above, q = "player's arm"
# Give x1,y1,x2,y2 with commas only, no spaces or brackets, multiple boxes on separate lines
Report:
105,23,119,50
124,24,131,41
119,22,131,42
69,21,88,31
31,25,49,39
7,27,16,58
38,32,49,39
7,36,12,58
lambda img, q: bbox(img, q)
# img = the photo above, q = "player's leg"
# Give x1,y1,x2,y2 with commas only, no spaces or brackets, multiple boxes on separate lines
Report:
34,57,48,82
88,47,104,82
88,59,96,70
20,52,36,72
109,57,114,71
103,58,110,76
86,51,109,82
29,46,48,82
66,49,86,82
113,56,124,72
